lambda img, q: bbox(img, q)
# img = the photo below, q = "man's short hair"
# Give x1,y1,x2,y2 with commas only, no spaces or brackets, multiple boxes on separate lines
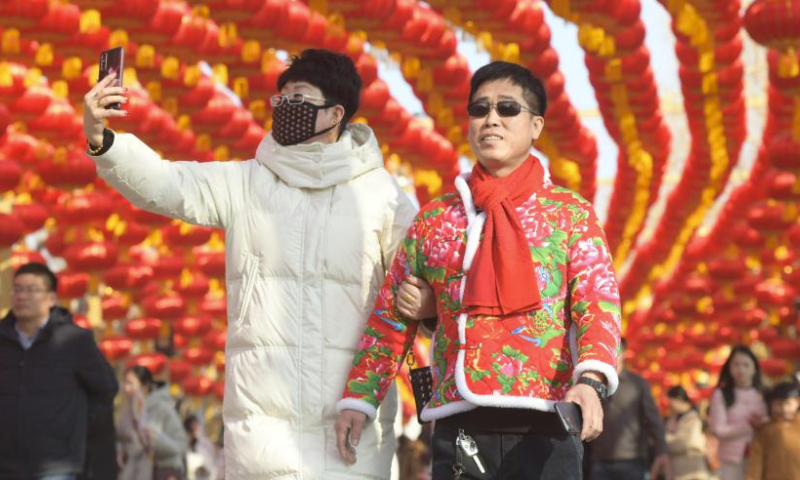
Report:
278,49,363,129
14,262,57,292
768,381,799,402
469,61,548,117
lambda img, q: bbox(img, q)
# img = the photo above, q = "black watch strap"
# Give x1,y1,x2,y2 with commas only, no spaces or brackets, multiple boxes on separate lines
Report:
577,376,608,403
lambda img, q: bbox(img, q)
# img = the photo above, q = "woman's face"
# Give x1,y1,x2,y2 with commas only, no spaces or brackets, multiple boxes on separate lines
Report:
668,397,690,415
729,352,756,387
123,370,143,397
278,81,345,145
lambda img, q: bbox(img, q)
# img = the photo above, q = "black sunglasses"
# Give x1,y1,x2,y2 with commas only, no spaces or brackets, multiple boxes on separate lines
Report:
466,100,539,118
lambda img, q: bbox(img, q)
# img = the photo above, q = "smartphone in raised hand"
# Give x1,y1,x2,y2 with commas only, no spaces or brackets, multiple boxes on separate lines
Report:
98,46,124,109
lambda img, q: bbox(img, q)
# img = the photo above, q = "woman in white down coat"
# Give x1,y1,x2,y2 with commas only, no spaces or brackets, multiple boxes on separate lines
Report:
83,49,417,480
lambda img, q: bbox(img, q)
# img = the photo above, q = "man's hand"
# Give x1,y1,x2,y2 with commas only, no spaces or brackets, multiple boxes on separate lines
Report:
83,73,128,146
649,453,672,480
397,276,436,320
334,409,367,464
564,377,604,441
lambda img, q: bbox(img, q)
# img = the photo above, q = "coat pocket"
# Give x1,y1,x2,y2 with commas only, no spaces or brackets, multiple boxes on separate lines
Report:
233,254,260,330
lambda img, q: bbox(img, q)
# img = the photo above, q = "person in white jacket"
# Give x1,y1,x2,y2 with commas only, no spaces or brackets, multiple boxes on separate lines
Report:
83,49,418,480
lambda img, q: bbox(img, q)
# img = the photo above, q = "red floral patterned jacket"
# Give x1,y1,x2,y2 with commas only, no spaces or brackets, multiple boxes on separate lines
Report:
337,169,621,421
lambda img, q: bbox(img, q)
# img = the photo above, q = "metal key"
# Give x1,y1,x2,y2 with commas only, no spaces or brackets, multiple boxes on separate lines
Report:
456,429,486,474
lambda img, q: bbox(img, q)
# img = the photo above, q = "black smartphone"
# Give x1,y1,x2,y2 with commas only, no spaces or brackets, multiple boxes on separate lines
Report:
98,46,124,109
554,401,583,435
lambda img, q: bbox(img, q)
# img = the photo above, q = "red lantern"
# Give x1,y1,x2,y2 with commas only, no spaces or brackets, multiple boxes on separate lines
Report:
183,347,215,367
168,359,192,384
183,375,214,396
744,0,800,51
63,241,119,272
0,213,25,247
760,358,791,378
100,336,133,361
173,315,213,338
36,148,97,189
141,292,187,320
58,271,90,299
125,317,163,340
127,352,168,375
12,203,49,234
103,264,155,292
195,250,225,278
175,271,210,300
0,160,22,191
102,292,130,320
203,329,226,351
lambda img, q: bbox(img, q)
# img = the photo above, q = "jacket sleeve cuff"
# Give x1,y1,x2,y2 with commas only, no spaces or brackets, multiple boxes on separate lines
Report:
336,398,377,421
573,359,619,396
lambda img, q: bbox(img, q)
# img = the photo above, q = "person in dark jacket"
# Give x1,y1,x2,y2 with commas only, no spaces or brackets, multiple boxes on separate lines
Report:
78,359,120,480
0,262,119,480
589,338,672,480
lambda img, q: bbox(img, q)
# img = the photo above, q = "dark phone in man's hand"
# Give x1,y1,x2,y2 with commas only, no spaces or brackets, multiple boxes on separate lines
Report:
554,401,583,435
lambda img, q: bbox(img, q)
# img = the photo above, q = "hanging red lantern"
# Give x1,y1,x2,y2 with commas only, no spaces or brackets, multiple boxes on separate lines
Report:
36,148,97,189
102,292,130,320
173,315,213,338
183,375,214,396
125,317,163,340
162,223,215,248
0,160,22,191
203,329,226,351
63,241,119,272
12,203,49,234
198,292,226,319
103,264,155,293
744,0,800,51
760,358,791,378
175,271,210,300
0,213,27,247
182,346,215,367
127,352,168,375
56,192,115,226
168,359,192,384
100,336,133,362
151,255,185,280
141,292,187,320
195,250,225,278
57,271,90,299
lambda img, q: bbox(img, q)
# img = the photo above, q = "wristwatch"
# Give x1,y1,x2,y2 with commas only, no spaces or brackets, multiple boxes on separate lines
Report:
578,376,608,404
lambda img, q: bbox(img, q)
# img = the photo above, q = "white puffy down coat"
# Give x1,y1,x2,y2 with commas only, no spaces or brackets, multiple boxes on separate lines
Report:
92,124,416,480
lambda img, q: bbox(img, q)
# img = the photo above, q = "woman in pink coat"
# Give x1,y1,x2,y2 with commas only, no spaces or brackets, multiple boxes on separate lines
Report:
709,346,768,480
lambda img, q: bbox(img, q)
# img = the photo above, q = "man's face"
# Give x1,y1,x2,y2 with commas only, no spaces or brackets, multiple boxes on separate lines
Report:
467,79,544,177
11,273,56,323
770,397,799,422
278,81,343,144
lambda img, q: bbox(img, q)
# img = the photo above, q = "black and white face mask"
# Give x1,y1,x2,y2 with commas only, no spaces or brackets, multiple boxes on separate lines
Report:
272,101,338,146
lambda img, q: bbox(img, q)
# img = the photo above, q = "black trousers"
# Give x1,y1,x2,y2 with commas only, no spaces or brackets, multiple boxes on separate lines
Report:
431,423,584,480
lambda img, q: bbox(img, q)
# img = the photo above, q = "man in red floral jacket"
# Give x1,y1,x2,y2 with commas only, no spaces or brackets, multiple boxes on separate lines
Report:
335,61,621,480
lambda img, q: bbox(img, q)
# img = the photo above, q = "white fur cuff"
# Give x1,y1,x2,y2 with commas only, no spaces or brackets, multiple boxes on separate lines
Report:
573,360,620,395
335,398,378,421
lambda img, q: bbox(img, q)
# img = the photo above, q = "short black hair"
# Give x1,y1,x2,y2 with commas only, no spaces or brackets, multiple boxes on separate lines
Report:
768,381,799,402
469,61,547,116
14,262,57,292
667,385,691,403
278,49,363,133
127,364,155,387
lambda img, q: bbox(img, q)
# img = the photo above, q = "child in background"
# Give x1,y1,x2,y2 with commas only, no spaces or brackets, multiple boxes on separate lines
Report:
745,381,800,480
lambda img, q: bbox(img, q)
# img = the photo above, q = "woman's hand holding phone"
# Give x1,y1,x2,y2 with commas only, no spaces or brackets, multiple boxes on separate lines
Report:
83,73,128,146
